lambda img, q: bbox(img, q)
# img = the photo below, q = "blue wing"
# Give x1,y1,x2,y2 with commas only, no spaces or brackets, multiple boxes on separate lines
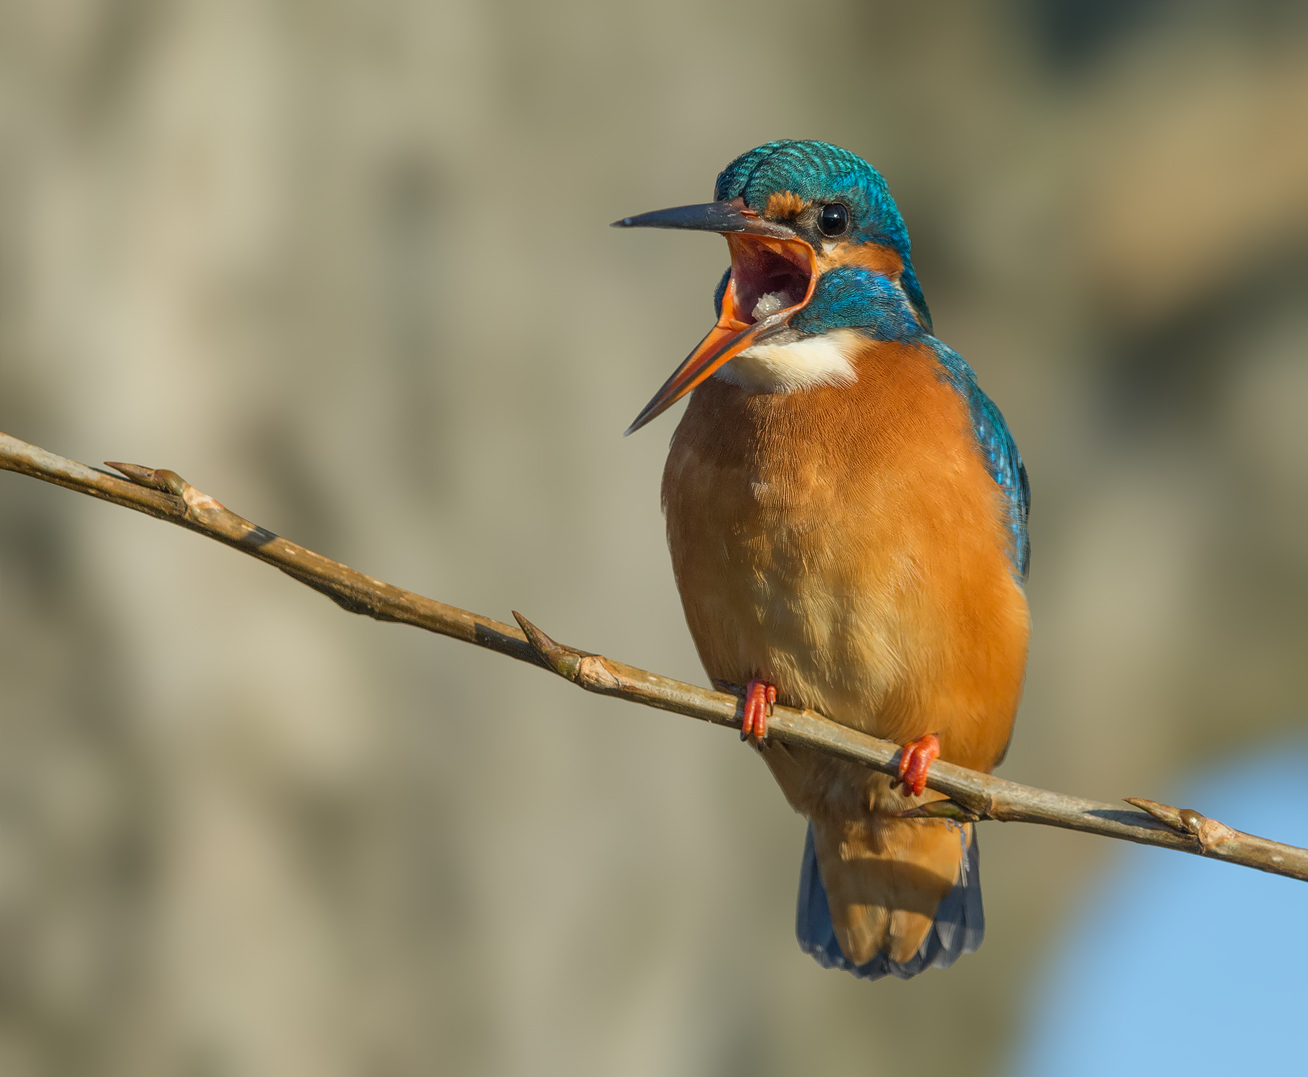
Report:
929,341,1030,581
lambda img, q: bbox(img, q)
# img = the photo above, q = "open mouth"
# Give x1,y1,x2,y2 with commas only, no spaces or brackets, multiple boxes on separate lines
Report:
723,234,817,328
623,232,818,434
614,203,818,434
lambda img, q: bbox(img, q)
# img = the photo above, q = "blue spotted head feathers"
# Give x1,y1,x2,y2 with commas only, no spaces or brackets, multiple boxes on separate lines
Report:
714,140,931,331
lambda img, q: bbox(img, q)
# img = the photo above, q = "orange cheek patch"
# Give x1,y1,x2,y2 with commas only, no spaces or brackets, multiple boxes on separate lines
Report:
818,242,905,281
765,190,808,219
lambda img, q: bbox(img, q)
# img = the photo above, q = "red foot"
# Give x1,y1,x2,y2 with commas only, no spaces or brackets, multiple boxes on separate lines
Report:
741,679,777,743
897,734,940,797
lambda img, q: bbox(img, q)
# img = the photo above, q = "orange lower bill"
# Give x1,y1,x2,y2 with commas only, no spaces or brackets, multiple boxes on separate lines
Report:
624,234,817,435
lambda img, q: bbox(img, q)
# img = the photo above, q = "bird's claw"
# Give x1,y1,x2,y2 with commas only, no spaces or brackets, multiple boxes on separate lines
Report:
897,734,940,797
741,679,776,743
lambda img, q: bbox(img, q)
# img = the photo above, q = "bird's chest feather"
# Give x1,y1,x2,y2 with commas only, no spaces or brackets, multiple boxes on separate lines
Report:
661,339,1029,760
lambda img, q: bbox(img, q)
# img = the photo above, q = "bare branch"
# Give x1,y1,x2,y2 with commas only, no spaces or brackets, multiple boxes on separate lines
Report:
3,429,1305,882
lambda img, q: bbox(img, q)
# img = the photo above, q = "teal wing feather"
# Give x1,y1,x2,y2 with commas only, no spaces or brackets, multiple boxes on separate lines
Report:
930,341,1030,581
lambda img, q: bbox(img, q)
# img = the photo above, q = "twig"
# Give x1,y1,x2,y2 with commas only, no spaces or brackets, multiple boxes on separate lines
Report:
2,429,1305,882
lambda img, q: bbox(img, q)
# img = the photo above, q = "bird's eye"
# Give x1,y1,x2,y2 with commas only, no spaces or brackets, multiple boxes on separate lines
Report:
818,203,849,237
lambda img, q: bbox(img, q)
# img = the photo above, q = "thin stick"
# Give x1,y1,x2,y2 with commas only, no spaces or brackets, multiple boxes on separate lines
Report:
2,429,1304,882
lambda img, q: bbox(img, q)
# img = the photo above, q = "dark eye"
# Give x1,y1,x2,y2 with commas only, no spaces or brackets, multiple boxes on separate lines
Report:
818,203,849,237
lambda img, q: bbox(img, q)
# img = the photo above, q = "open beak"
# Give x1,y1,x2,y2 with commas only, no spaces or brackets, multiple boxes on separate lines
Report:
613,201,817,435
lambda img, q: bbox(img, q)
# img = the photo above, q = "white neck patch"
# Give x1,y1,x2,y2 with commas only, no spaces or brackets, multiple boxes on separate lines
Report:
713,328,862,394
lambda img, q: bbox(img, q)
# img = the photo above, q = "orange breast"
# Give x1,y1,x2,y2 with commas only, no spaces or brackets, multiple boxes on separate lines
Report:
662,337,1029,775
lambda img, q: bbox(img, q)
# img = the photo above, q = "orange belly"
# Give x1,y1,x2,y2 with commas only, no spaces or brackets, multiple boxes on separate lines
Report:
662,338,1029,962
664,338,1029,772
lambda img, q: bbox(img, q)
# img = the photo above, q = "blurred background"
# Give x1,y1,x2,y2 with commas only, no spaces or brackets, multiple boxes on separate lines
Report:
0,0,1305,1073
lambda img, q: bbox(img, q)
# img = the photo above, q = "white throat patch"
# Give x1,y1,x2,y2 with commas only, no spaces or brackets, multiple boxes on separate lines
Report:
713,328,862,394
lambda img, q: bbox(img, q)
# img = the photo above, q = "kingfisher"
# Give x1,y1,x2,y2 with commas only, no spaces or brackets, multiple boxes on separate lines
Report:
615,140,1030,980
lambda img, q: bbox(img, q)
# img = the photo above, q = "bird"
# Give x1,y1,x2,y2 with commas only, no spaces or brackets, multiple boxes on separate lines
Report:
614,140,1030,980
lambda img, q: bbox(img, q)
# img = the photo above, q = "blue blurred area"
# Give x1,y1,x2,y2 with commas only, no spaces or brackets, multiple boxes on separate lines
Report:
1013,740,1308,1076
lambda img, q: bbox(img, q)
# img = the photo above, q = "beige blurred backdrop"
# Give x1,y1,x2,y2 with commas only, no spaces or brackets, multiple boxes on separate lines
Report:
0,1,1305,1074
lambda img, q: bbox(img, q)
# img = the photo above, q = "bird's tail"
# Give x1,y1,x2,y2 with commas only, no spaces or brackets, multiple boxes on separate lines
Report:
795,820,984,981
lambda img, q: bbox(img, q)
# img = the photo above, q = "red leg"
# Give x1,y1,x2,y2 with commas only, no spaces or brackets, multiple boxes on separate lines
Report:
897,734,940,797
741,679,777,743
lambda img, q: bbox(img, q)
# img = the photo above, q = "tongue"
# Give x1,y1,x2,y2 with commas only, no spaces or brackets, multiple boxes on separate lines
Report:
751,291,789,321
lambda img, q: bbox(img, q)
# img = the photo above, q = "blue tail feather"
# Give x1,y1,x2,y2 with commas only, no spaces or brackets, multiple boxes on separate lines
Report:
795,821,984,981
